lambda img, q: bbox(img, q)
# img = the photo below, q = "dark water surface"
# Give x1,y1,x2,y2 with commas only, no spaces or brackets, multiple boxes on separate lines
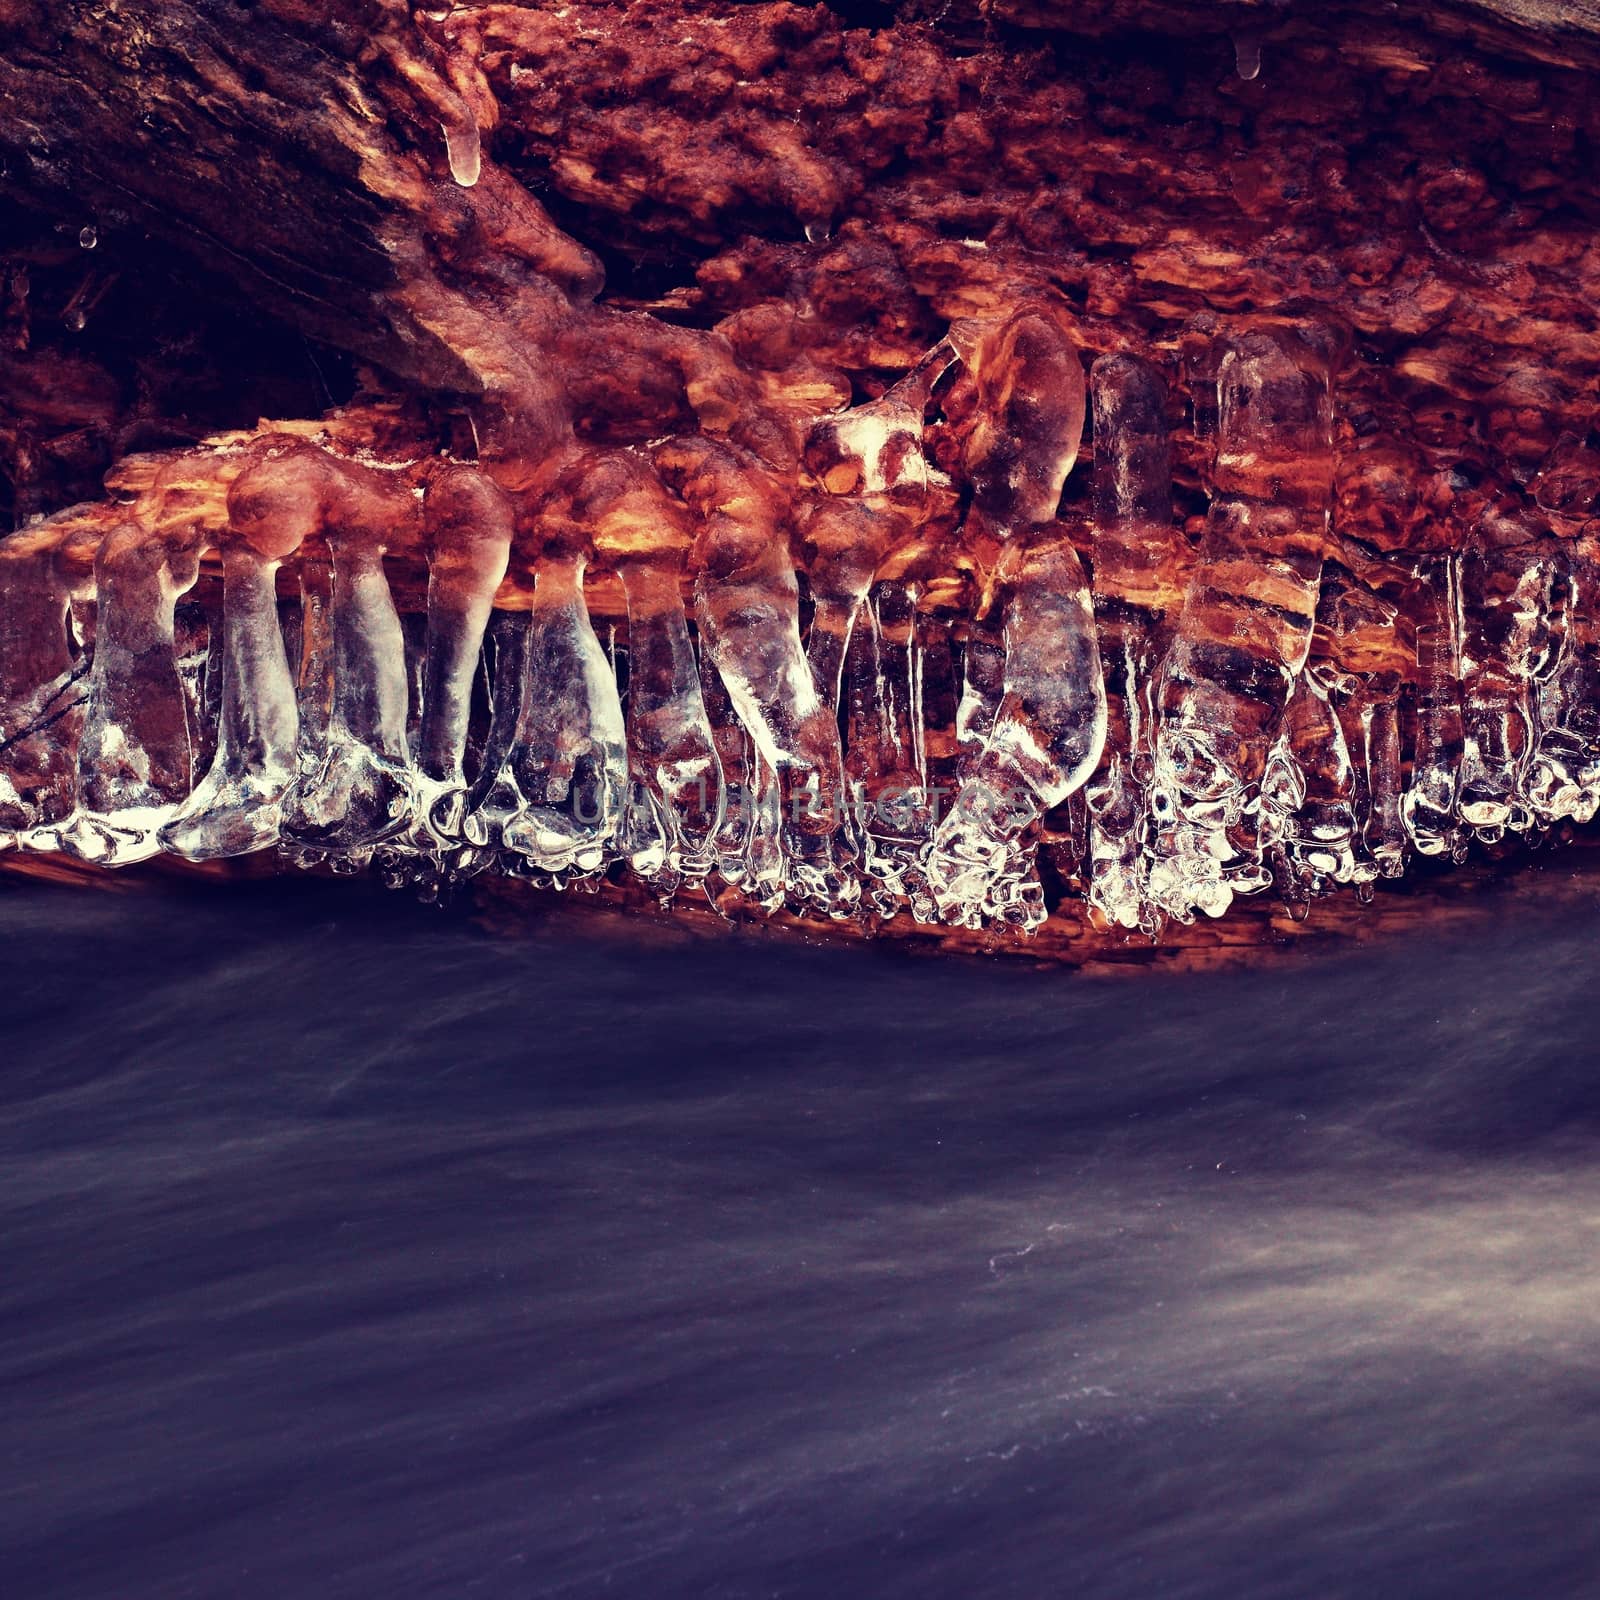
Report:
3,874,1599,1598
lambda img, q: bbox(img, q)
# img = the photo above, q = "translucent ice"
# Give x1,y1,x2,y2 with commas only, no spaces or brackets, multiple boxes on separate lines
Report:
843,581,936,917
498,551,627,876
274,459,422,855
1307,570,1406,886
620,556,725,888
160,528,301,861
1527,540,1597,822
463,609,535,854
1361,677,1408,876
414,466,513,843
919,312,1102,928
0,525,86,841
1401,562,1465,857
1456,532,1564,834
926,527,1106,929
1148,328,1334,919
675,442,855,917
799,352,952,913
68,517,205,864
741,753,789,914
1259,666,1359,898
955,622,1006,763
951,308,1087,539
1084,353,1182,933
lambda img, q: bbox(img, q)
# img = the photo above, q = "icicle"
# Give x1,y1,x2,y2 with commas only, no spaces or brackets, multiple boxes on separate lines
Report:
160,527,300,861
279,474,420,855
697,647,756,891
951,309,1086,539
463,610,534,852
1310,569,1406,888
1527,536,1597,823
926,526,1106,929
415,465,513,845
800,497,876,729
1361,675,1407,876
843,580,936,917
1148,327,1335,920
620,556,725,887
1259,666,1359,905
743,753,788,913
955,619,1006,764
1401,560,1465,856
1456,530,1564,835
916,310,1100,928
1085,352,1182,933
287,538,337,865
799,346,954,907
178,597,220,785
499,550,627,876
66,517,204,864
0,525,86,843
676,441,855,917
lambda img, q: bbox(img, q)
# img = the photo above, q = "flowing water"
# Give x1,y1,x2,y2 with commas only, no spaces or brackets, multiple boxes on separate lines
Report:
2,874,1598,1598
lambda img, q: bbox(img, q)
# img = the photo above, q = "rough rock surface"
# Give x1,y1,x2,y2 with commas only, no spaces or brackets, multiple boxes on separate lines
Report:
2,1,1599,959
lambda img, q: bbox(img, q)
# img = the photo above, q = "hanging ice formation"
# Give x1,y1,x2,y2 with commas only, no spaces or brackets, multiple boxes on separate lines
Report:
3,310,1594,943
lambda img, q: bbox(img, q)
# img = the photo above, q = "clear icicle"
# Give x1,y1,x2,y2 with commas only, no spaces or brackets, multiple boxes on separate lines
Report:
1148,328,1335,920
797,351,953,908
500,551,627,876
1085,352,1181,933
955,620,1006,765
280,518,418,855
952,309,1087,538
620,557,725,888
160,538,300,860
1527,536,1597,823
743,753,788,913
1401,561,1465,856
1310,569,1406,888
697,644,755,892
175,599,217,783
1456,531,1564,835
0,526,87,842
1259,666,1359,901
415,466,513,846
844,581,935,917
926,527,1106,930
1361,674,1407,876
920,307,1096,928
683,445,855,917
464,610,535,854
66,518,205,864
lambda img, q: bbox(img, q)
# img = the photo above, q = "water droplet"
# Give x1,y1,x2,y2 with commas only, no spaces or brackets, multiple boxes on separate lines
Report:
78,226,97,250
804,221,832,245
64,308,86,332
1233,35,1262,81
